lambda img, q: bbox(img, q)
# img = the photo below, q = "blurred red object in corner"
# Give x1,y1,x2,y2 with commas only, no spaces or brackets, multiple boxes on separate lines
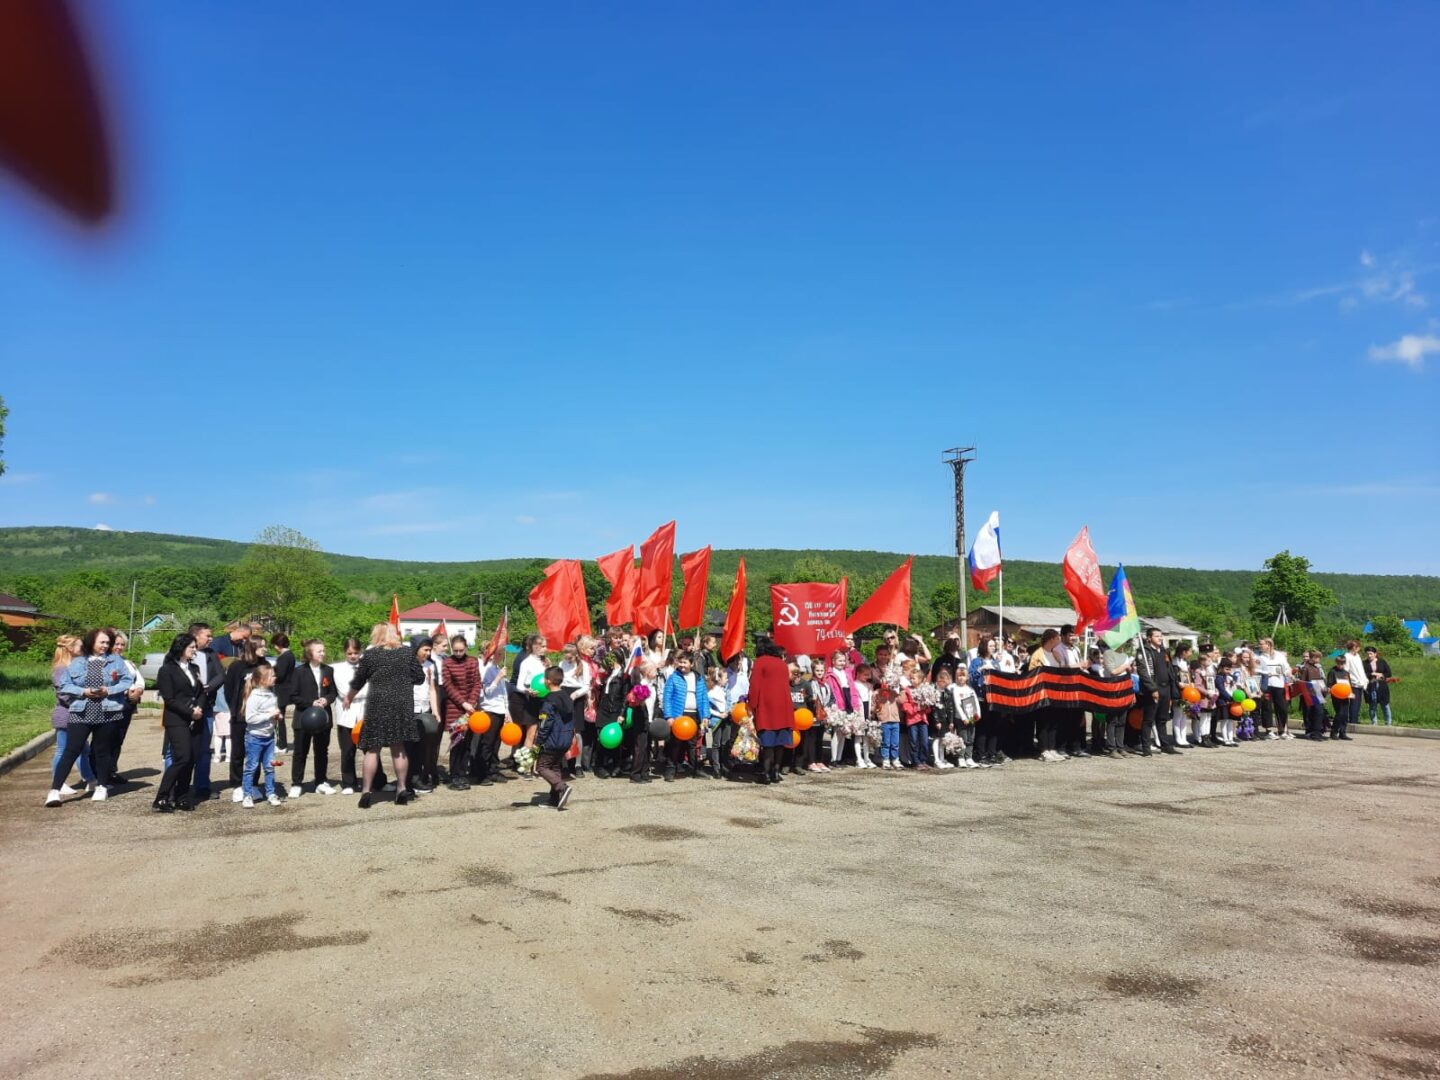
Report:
0,0,113,223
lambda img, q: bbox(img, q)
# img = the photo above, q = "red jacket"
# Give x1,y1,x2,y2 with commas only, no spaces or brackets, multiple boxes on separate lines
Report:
441,654,481,724
748,655,793,732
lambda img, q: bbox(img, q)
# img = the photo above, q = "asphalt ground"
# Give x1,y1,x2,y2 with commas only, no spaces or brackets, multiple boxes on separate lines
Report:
2,719,1438,1080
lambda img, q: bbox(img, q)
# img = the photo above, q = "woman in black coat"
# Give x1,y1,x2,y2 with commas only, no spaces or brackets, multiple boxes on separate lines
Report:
154,633,206,812
1363,646,1394,726
224,637,268,791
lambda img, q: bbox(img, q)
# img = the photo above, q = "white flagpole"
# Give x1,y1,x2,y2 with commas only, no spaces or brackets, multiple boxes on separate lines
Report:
998,568,1004,652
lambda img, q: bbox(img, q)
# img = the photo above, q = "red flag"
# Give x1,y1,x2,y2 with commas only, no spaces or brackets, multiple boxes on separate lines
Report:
1062,526,1108,633
529,560,591,645
721,558,747,662
596,545,637,627
770,581,847,657
388,594,401,631
842,558,912,633
677,546,712,631
482,608,509,663
634,520,676,635
432,619,449,641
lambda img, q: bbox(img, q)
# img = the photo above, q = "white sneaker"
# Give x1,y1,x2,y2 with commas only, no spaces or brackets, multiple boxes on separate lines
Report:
59,783,77,796
341,786,355,795
242,795,255,808
83,781,96,794
231,788,246,803
267,793,282,806
91,785,107,801
964,759,979,769
44,789,61,807
316,782,336,795
288,785,303,799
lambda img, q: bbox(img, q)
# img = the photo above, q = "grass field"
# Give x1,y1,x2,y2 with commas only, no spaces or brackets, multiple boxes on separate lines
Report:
1384,656,1440,728
0,662,55,757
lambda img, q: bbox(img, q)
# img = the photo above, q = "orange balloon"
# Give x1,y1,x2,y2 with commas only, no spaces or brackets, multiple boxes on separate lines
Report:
351,720,363,745
791,729,802,748
671,716,697,741
467,711,492,735
1182,686,1201,704
1330,682,1352,700
730,702,749,721
793,707,814,731
1229,704,1243,717
499,721,523,747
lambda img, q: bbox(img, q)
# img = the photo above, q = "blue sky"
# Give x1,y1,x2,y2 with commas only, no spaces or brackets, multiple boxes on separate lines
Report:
2,1,1437,573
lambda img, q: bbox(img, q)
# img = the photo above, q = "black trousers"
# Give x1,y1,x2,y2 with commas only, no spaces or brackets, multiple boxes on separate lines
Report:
108,702,136,779
53,721,117,790
975,706,1001,759
466,711,504,780
1059,710,1086,754
1035,708,1058,753
1261,686,1288,731
229,718,248,785
629,727,652,780
157,716,202,800
1142,694,1173,747
291,724,331,787
337,725,360,788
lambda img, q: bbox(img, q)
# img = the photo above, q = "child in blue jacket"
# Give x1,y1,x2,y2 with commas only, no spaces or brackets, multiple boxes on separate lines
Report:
535,666,575,809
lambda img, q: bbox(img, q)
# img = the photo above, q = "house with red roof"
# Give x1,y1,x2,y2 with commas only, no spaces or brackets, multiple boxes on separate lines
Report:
398,601,480,646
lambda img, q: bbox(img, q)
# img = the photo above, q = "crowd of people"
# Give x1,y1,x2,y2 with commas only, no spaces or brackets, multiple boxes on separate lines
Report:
42,618,1395,813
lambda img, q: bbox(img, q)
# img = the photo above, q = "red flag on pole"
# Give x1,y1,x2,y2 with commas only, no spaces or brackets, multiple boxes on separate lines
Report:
529,560,591,645
721,558,747,662
482,608,509,663
677,546,712,631
388,594,401,631
770,581,848,657
635,520,676,635
596,545,637,627
1062,526,1108,633
842,557,912,633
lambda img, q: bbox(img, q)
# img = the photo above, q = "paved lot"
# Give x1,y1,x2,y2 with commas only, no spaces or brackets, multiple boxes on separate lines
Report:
2,722,1438,1079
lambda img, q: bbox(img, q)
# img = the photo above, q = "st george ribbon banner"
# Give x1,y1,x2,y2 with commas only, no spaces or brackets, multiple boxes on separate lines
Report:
770,581,847,658
985,667,1136,715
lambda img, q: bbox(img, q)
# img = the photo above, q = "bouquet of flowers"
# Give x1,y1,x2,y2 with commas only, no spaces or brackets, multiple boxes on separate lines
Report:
625,684,651,707
910,682,940,709
730,723,759,763
941,730,964,756
512,745,539,775
825,708,858,734
866,717,883,748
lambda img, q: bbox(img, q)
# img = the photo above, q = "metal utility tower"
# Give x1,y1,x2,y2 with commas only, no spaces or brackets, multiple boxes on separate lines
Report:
942,446,976,636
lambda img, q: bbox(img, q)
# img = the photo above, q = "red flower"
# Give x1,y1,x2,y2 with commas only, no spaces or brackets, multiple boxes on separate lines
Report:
111,670,120,683
322,677,330,687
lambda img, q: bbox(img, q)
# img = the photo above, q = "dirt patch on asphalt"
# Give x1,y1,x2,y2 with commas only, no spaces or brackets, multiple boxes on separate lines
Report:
1390,1030,1440,1053
1114,801,1194,815
543,858,671,877
604,906,684,926
577,1027,937,1079
739,950,768,964
53,914,368,983
726,816,779,829
1342,927,1440,966
616,824,701,841
1104,969,1205,1004
1350,896,1440,922
458,865,514,888
803,939,865,963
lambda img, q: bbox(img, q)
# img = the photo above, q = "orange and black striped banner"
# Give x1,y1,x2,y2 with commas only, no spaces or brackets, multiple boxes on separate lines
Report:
985,667,1136,715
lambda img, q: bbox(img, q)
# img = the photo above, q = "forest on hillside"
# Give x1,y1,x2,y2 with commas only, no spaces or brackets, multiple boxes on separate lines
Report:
2,527,1435,663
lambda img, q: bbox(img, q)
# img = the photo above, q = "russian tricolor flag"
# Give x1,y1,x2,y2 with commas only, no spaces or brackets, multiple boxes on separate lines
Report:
968,511,1002,593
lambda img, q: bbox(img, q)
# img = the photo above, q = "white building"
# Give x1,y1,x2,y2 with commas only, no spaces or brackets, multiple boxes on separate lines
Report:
398,602,480,646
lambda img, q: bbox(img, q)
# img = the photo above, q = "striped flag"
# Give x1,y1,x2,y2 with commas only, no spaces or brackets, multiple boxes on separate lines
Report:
968,511,1002,593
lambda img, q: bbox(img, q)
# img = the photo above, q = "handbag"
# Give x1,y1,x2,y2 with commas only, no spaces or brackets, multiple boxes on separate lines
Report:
417,710,439,736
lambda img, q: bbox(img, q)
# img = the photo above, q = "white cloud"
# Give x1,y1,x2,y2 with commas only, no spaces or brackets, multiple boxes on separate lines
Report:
1360,250,1375,268
1367,334,1439,371
1250,251,1430,311
94,523,112,531
142,495,157,506
87,492,115,505
515,515,538,525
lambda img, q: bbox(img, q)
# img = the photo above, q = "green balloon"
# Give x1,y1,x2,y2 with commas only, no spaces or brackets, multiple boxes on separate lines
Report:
530,674,550,697
599,722,624,750
1231,688,1246,703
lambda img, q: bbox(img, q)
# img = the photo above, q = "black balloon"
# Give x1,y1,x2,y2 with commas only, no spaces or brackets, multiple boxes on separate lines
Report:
648,716,669,742
297,705,330,732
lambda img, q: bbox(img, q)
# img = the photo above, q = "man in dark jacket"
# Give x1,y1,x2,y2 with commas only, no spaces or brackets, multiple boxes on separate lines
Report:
1138,628,1181,755
534,666,575,809
187,622,226,798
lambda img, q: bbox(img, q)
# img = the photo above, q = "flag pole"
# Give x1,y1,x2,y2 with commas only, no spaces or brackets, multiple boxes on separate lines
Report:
998,568,1004,654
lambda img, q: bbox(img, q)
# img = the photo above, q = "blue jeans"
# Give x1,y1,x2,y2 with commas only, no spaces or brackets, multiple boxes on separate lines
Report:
1366,686,1392,725
880,722,900,763
51,728,95,784
907,722,930,766
242,733,276,798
